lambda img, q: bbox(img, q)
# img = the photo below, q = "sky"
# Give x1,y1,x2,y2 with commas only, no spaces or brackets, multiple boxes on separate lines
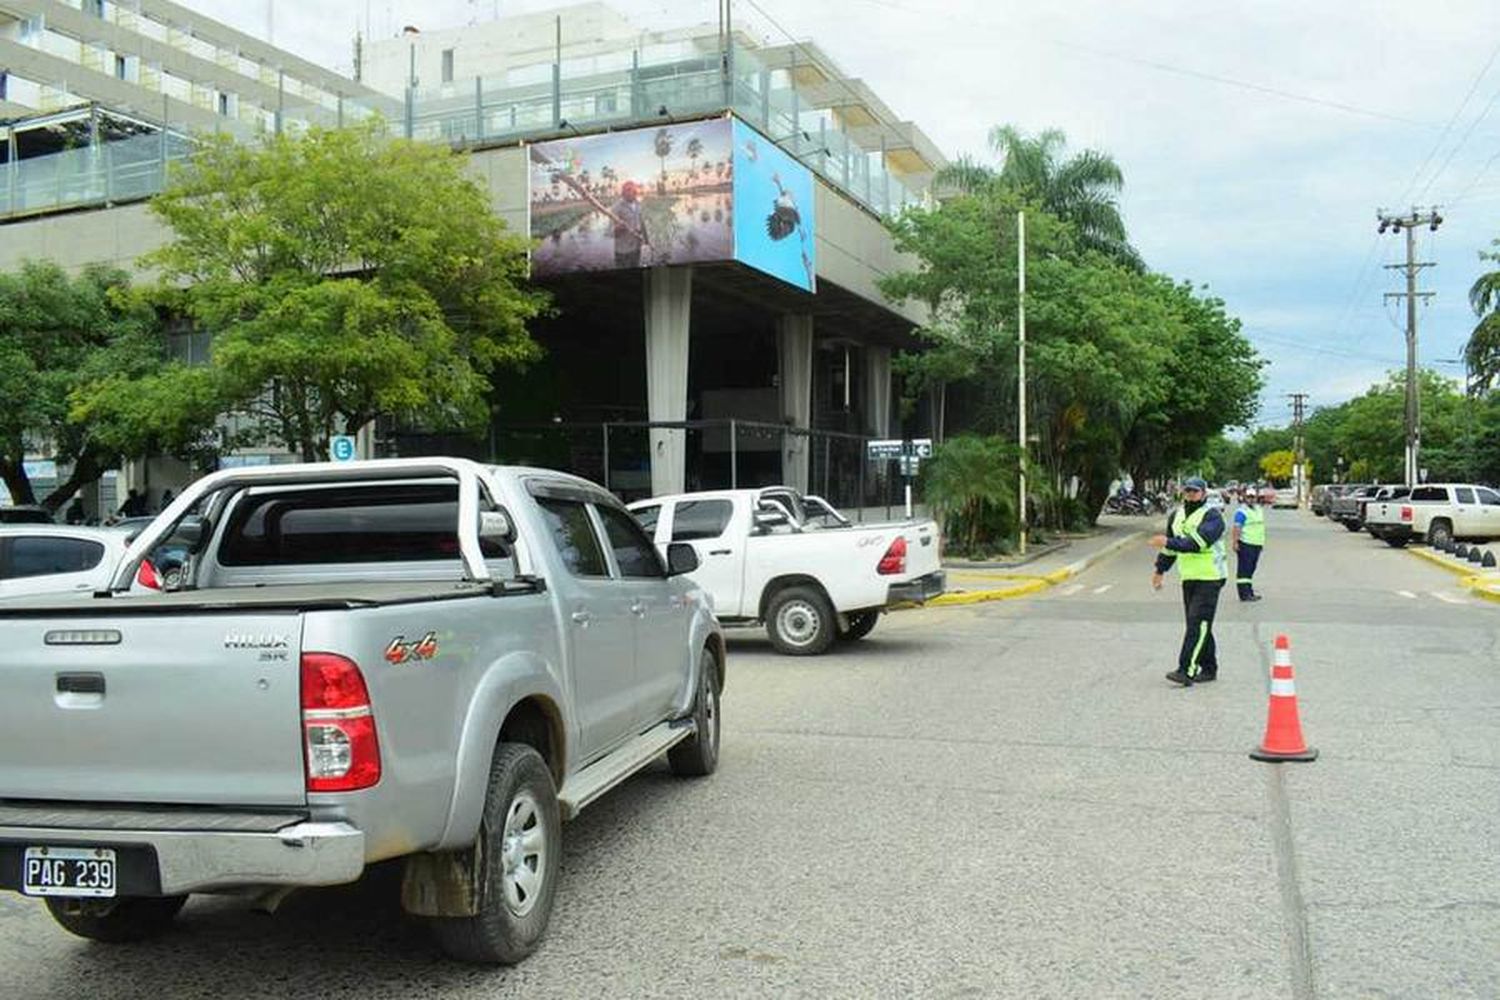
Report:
183,0,1500,432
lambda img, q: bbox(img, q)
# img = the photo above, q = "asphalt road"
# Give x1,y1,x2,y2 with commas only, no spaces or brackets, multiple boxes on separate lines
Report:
2,508,1496,999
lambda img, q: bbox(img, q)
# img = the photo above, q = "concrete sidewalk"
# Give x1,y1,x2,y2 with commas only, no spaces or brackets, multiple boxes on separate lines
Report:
930,515,1148,607
1405,543,1500,603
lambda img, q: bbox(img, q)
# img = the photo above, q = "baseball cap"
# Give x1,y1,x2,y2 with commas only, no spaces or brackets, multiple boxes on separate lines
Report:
1182,477,1208,492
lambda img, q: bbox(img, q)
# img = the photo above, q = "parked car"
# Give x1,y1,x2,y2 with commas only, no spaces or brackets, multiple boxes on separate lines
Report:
0,458,724,964
0,525,164,599
1310,484,1335,516
0,505,53,525
629,486,944,654
1359,485,1411,536
1272,487,1298,508
1329,485,1378,530
1363,483,1500,548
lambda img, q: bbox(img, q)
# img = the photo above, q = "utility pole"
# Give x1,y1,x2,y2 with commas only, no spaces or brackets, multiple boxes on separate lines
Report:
1017,210,1027,556
1377,206,1442,485
1287,392,1308,506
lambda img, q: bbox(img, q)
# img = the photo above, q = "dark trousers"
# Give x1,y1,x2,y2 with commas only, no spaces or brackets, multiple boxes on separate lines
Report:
1236,543,1262,599
1178,579,1224,678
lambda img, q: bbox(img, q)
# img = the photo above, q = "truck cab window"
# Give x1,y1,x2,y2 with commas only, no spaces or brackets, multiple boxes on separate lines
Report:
536,499,609,578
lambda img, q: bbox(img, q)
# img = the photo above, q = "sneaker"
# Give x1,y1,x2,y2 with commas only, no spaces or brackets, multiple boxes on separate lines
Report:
1195,672,1218,683
1240,594,1263,603
1164,670,1193,686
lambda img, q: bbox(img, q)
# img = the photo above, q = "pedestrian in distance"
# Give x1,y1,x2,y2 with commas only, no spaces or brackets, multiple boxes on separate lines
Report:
1232,488,1265,602
1148,476,1228,687
117,488,148,518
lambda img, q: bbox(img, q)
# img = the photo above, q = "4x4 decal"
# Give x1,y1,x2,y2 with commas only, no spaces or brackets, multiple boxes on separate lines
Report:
385,631,439,665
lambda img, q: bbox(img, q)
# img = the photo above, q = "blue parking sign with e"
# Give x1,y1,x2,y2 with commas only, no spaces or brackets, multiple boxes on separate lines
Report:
330,435,357,462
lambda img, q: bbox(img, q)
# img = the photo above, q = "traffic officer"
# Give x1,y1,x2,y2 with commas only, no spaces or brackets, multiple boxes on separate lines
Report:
1232,488,1266,602
1148,477,1227,687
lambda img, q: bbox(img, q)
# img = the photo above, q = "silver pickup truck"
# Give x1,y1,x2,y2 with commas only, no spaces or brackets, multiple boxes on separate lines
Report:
0,458,724,964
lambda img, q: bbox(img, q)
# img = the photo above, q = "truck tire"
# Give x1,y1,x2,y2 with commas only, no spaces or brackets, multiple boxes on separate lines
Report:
430,744,559,965
1343,520,1363,532
1428,520,1454,549
838,610,880,642
668,648,720,777
45,895,187,944
765,585,836,656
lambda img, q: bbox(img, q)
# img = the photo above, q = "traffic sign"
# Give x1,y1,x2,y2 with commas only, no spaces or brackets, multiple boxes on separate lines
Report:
910,438,933,458
329,435,358,462
867,439,905,460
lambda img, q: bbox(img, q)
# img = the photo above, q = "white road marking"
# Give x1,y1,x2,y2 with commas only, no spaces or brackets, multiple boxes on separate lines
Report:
1430,592,1467,605
1059,583,1085,596
1397,590,1417,599
1093,584,1114,594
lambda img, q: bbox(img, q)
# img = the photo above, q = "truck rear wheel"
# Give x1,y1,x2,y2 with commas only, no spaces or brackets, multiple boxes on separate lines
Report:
668,647,720,777
45,894,187,943
1343,520,1363,532
838,610,880,641
1428,520,1454,549
766,585,836,656
429,743,559,965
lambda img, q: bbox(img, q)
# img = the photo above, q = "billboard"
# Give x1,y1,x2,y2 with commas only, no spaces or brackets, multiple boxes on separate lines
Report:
529,118,734,275
527,116,816,292
731,118,816,292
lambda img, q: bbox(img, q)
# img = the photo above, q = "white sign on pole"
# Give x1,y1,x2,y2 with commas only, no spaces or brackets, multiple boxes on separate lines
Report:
330,435,358,462
867,439,905,460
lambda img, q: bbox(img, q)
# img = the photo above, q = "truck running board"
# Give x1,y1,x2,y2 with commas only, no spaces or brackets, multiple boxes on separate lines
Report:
557,720,695,820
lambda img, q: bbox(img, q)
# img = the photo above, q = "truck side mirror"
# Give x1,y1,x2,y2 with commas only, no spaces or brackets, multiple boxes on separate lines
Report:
666,542,699,576
479,509,516,545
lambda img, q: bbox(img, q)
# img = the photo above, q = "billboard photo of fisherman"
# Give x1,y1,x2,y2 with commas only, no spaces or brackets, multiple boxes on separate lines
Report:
528,119,734,276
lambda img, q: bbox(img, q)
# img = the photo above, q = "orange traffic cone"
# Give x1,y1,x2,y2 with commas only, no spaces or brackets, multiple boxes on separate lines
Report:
1249,634,1318,762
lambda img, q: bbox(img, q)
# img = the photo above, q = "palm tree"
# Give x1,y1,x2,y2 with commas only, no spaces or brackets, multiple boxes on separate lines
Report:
936,125,1142,270
685,137,703,182
653,128,674,195
1465,240,1500,390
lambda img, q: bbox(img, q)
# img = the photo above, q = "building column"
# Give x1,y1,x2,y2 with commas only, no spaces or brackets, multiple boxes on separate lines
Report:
645,266,692,496
864,345,891,439
777,314,813,492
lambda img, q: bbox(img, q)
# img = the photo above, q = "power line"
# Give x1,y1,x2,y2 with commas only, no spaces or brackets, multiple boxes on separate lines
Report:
1417,78,1500,200
1397,36,1500,204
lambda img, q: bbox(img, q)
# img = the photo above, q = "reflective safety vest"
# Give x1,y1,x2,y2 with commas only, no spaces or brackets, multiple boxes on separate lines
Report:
1239,505,1266,547
1169,505,1227,581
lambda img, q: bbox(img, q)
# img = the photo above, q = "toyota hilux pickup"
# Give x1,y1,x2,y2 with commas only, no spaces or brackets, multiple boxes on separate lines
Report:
0,458,724,964
1363,483,1500,548
629,487,944,655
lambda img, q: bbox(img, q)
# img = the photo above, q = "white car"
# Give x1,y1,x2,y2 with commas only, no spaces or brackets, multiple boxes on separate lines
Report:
0,526,148,600
628,487,944,655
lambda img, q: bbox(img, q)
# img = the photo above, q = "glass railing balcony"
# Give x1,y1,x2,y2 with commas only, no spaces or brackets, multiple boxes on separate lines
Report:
3,39,924,223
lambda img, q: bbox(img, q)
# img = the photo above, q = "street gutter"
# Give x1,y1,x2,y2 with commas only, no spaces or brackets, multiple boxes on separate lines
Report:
1404,546,1500,603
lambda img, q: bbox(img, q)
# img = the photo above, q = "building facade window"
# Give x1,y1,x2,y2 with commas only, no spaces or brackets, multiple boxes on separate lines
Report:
218,92,229,115
441,48,454,84
115,55,128,80
84,0,105,18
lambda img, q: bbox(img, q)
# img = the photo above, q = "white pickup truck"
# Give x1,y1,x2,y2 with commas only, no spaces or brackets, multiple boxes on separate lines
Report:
1364,483,1500,548
628,488,944,655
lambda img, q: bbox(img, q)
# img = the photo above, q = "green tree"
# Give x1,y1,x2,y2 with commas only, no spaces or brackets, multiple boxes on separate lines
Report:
0,261,208,510
1466,239,1500,390
921,435,1020,555
142,123,547,461
937,125,1142,270
654,128,674,194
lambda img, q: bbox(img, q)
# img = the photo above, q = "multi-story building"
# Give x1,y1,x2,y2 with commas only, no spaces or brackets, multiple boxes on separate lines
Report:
2,2,947,513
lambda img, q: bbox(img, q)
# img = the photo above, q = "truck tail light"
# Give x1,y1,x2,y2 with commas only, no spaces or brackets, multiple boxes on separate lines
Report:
300,652,381,792
877,536,907,576
1401,506,1413,522
135,559,163,590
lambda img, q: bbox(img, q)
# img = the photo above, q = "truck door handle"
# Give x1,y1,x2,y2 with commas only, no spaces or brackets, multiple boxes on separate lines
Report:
57,673,105,695
709,549,731,556
570,611,592,626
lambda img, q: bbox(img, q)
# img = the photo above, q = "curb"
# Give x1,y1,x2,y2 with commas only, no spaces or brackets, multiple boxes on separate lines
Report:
918,530,1145,608
1405,546,1500,601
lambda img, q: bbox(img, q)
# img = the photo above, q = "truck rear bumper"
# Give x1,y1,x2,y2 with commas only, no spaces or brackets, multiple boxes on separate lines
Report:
1374,524,1414,541
886,571,947,605
0,809,365,896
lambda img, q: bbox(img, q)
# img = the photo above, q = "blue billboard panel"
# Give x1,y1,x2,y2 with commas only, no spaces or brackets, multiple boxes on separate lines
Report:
731,118,816,292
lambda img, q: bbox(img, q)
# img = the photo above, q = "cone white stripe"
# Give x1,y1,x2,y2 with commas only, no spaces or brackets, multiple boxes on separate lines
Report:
1270,678,1297,697
1273,649,1292,668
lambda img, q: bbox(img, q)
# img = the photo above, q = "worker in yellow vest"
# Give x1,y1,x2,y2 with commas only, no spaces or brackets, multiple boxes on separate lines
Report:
1149,477,1227,687
1232,488,1266,602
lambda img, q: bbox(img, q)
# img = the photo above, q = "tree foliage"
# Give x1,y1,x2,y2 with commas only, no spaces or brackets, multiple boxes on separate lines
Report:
921,435,1020,556
0,261,207,510
137,122,547,461
882,132,1261,547
1259,449,1295,483
1467,239,1500,391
